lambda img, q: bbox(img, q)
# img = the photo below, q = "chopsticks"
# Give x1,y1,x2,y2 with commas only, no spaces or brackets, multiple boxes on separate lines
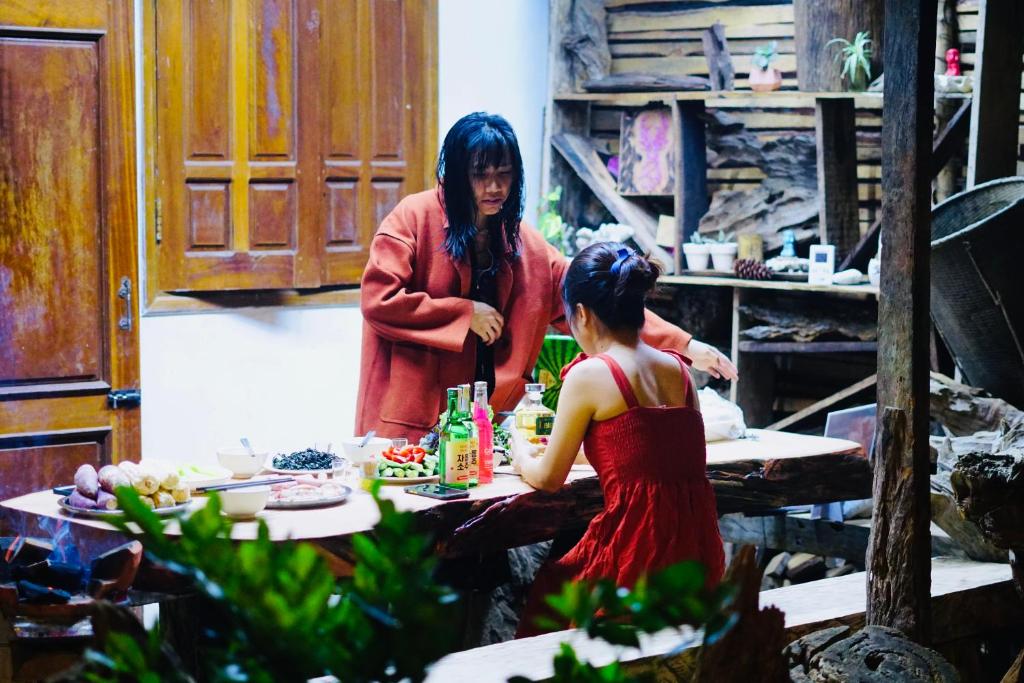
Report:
197,477,294,493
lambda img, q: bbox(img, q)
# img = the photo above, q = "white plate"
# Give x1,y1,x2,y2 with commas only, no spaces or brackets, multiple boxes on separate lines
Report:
177,465,233,491
265,485,352,509
371,474,440,485
58,496,191,519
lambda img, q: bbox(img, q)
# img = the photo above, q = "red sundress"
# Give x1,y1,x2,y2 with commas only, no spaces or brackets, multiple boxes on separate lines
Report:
516,350,725,638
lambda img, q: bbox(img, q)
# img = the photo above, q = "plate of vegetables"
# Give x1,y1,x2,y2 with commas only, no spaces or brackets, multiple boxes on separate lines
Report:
59,461,192,518
373,444,439,483
264,447,347,476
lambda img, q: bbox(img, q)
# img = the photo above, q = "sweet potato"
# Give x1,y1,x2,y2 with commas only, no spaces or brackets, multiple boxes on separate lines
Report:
98,465,130,494
74,464,99,498
95,490,119,511
68,490,97,510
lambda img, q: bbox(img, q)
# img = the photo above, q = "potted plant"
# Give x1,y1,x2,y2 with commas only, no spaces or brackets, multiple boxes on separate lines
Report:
749,41,782,92
682,232,712,271
828,31,873,92
707,230,738,272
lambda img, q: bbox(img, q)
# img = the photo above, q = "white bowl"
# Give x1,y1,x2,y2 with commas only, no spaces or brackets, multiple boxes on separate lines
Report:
341,436,393,477
218,486,270,519
217,447,267,478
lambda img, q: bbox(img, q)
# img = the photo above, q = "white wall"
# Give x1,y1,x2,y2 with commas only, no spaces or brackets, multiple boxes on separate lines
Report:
438,0,550,225
139,1,550,464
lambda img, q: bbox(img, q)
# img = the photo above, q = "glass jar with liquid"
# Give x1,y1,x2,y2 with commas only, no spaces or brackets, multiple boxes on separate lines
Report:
515,383,555,441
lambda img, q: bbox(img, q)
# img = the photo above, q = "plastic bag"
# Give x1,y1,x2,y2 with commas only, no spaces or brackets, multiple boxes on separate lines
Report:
698,388,747,442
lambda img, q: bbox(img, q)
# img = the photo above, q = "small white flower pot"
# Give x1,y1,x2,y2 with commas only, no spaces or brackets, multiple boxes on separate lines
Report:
682,243,711,271
708,243,738,272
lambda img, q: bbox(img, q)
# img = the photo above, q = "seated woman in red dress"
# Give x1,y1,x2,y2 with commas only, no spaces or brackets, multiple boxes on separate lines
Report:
511,242,726,638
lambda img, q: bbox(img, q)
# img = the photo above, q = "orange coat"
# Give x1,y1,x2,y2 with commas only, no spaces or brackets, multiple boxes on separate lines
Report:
357,189,693,441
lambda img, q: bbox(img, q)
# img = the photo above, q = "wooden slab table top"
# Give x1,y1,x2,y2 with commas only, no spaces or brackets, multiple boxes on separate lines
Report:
1,430,865,560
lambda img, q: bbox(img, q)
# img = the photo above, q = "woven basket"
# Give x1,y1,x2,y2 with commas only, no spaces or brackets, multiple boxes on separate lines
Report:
931,177,1024,408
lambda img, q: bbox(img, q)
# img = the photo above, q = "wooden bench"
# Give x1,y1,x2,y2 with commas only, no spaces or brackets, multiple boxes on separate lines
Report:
424,558,1022,682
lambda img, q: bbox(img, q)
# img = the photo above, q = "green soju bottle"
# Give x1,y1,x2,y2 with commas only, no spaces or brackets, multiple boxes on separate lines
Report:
440,387,472,488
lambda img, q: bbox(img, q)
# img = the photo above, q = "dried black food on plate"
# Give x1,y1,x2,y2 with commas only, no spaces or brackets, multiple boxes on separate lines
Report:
272,448,336,471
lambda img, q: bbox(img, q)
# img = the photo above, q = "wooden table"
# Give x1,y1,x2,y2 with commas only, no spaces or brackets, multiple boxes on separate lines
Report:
2,430,865,564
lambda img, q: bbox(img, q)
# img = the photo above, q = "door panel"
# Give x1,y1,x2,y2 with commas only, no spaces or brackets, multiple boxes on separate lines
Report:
0,37,104,385
156,0,432,291
0,0,140,505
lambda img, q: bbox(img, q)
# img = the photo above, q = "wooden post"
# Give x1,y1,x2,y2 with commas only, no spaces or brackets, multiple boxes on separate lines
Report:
673,100,708,269
867,0,937,643
966,0,1024,187
815,98,860,255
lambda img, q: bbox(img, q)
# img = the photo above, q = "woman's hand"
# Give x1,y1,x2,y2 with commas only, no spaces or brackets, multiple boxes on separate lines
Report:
683,339,739,381
470,301,504,345
508,427,537,474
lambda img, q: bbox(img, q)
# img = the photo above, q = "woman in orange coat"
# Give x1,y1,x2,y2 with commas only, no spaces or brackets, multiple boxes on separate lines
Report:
357,113,736,440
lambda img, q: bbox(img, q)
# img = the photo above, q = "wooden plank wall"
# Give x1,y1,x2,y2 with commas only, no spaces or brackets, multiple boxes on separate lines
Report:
598,0,1024,238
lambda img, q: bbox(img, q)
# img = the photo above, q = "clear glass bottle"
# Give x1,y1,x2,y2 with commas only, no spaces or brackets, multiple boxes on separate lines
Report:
439,388,471,488
515,383,555,441
472,381,494,484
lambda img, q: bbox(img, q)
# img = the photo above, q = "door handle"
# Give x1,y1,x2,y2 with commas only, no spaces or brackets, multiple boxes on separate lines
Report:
117,276,132,331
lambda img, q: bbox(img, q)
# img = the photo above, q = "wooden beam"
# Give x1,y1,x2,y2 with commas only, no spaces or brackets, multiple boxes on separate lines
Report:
868,0,936,642
551,132,675,271
766,374,877,432
701,21,734,91
815,98,860,256
672,100,708,268
966,0,1024,186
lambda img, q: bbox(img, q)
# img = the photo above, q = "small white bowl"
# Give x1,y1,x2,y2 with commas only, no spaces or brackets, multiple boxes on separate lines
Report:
340,436,393,476
217,447,267,479
218,486,270,519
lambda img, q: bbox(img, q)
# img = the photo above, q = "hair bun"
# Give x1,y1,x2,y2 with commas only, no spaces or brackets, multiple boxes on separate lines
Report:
614,252,661,301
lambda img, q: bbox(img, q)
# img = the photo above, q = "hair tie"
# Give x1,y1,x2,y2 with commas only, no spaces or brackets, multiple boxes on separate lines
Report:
609,247,634,276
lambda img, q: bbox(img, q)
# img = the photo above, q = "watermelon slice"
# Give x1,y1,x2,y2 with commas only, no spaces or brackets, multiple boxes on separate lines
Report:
534,334,582,412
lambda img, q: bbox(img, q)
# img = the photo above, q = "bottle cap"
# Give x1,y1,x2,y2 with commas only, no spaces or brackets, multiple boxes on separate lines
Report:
525,383,545,393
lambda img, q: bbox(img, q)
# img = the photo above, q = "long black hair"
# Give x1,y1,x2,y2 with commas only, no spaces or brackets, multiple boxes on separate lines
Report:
563,242,662,330
436,112,525,261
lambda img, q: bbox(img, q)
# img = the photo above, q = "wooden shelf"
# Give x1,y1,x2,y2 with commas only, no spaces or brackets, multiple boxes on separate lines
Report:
553,90,884,106
659,274,879,297
554,90,969,107
738,341,878,354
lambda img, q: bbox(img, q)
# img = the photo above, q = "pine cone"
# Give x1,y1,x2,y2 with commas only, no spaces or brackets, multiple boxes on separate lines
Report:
734,258,773,280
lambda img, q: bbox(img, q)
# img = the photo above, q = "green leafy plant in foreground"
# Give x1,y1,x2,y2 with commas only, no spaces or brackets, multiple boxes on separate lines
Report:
80,483,458,683
539,186,568,252
512,561,738,683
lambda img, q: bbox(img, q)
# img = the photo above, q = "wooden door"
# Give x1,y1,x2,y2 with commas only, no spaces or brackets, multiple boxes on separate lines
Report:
0,0,140,503
154,0,432,292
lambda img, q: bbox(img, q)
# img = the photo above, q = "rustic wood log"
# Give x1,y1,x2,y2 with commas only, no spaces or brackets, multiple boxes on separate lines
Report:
704,109,817,188
693,546,789,682
719,513,871,563
560,0,611,93
787,625,959,682
930,472,1007,563
551,132,675,270
582,72,710,92
697,184,818,252
950,452,1024,552
929,371,1024,436
701,21,733,91
793,0,885,92
867,0,937,642
88,540,143,599
739,301,877,343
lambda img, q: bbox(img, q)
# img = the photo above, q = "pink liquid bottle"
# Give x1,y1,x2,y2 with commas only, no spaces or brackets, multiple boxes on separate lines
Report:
472,381,494,484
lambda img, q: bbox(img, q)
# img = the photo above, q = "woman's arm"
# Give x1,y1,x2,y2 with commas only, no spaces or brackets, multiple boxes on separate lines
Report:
360,204,475,353
511,364,597,493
